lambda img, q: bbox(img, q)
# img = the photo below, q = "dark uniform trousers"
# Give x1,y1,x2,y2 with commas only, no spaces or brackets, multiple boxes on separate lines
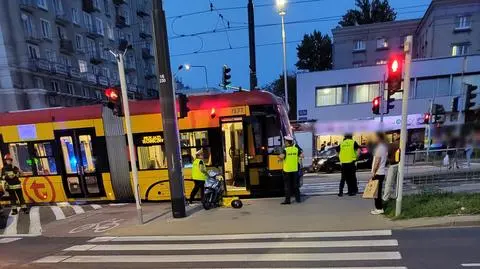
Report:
284,172,300,202
189,180,205,202
8,188,25,207
340,162,358,194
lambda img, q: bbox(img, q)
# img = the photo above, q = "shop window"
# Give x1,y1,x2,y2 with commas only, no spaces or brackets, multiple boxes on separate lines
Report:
8,143,33,175
33,142,57,175
349,83,379,104
180,131,211,168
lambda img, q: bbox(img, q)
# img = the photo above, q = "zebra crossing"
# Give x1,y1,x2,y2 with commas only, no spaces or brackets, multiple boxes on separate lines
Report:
33,230,407,268
301,180,369,196
0,203,108,236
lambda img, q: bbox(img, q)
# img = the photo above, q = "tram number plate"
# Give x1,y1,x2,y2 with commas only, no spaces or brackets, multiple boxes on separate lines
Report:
231,107,245,115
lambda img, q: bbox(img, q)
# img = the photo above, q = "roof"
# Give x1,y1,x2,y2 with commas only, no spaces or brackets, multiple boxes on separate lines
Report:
332,19,421,37
0,90,282,126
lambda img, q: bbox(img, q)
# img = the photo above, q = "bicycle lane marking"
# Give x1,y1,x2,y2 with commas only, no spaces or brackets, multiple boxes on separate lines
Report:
69,218,124,234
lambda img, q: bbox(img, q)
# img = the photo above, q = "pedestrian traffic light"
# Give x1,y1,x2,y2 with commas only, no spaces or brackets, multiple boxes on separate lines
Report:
105,87,123,116
387,54,404,93
451,96,459,113
423,113,431,124
222,65,231,89
465,84,478,111
372,96,381,115
177,93,190,118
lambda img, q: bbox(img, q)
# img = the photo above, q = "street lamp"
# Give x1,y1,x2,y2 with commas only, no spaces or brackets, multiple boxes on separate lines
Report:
177,64,209,91
276,0,289,111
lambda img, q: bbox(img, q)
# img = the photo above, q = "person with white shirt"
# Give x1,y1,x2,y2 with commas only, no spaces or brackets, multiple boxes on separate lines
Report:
371,132,388,215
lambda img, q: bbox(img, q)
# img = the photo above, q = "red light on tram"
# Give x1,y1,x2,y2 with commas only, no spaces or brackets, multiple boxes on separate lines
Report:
210,108,216,119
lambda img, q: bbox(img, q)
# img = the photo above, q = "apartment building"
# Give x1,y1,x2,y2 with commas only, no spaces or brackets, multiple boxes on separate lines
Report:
0,0,156,112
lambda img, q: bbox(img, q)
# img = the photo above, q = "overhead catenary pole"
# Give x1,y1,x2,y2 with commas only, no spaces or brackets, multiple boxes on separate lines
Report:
116,52,143,224
152,0,186,218
395,35,413,217
248,0,258,90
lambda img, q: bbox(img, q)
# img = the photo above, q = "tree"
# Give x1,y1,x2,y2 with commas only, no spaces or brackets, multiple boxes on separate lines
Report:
339,0,396,27
296,31,332,72
265,73,297,120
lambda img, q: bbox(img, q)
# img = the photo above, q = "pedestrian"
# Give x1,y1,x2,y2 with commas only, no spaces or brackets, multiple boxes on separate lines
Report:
371,133,388,215
383,133,400,201
338,134,359,197
320,142,326,152
1,154,28,215
279,136,303,204
447,138,459,170
189,150,208,204
325,142,332,151
465,139,474,168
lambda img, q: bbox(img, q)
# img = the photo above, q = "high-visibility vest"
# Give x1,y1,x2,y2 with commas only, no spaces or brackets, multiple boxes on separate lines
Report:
192,159,207,181
395,149,400,163
339,139,357,164
283,146,299,172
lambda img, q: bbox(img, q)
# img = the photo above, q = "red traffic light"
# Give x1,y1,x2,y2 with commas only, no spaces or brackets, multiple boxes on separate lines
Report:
105,88,119,101
372,96,381,115
373,98,380,106
390,59,399,73
423,113,431,124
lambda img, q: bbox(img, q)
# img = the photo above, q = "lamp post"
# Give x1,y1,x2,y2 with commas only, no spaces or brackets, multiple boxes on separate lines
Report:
276,0,289,111
178,64,209,92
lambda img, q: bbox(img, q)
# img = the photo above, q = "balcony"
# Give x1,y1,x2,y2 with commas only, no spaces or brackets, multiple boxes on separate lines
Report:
86,25,103,38
115,15,128,28
52,63,68,75
113,0,127,5
139,29,152,39
85,73,97,84
25,30,42,44
20,0,36,12
89,53,104,65
69,68,82,79
82,0,95,13
98,75,109,86
60,39,74,54
144,68,156,80
55,12,70,25
142,48,154,59
137,3,149,17
36,59,51,72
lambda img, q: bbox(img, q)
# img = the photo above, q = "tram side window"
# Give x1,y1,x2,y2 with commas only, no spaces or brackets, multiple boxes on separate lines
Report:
180,131,211,168
33,142,57,175
137,145,167,170
8,143,33,175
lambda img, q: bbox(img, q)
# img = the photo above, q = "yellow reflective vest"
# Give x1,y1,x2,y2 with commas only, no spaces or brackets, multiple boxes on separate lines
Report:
283,146,299,173
339,139,357,164
192,159,207,181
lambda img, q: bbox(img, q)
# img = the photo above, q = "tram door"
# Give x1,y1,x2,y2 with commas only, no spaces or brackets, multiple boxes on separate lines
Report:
55,128,104,198
221,117,248,192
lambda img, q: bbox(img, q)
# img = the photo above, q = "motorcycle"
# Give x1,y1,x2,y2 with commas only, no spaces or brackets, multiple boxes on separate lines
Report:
202,170,225,210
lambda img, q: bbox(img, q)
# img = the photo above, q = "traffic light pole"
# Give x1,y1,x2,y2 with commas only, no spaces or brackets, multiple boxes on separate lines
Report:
116,52,143,224
152,0,186,218
380,74,385,130
395,35,413,217
426,99,434,161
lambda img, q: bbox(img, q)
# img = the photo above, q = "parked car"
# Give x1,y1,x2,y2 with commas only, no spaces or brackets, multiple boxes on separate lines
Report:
311,146,373,173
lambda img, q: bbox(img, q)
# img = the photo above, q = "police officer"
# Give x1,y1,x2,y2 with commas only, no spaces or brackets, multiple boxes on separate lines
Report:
189,150,208,204
338,134,359,197
1,154,28,215
279,136,303,205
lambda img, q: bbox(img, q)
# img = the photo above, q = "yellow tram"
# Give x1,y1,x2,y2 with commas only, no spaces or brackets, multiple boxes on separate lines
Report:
0,91,291,204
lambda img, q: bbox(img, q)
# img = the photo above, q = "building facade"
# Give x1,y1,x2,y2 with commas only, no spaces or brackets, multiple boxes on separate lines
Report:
0,0,156,112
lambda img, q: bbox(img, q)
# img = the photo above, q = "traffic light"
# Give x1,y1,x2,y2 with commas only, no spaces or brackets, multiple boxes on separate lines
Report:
372,96,381,115
386,91,395,114
105,87,123,116
451,96,459,113
387,54,404,93
177,93,190,118
222,65,231,89
465,84,478,111
423,113,431,124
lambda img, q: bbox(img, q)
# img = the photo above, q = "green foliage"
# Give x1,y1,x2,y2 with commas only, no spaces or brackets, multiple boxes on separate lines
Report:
265,74,297,120
339,0,396,27
295,30,332,72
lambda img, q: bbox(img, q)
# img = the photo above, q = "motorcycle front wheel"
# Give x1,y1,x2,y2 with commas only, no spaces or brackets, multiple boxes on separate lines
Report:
202,193,213,210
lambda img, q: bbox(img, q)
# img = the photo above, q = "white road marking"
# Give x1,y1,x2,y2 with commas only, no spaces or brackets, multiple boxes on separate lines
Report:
4,212,18,235
37,252,401,263
66,240,398,252
71,205,85,215
90,204,102,210
50,206,66,220
88,230,392,242
462,264,480,267
108,203,128,206
29,206,42,235
0,238,21,243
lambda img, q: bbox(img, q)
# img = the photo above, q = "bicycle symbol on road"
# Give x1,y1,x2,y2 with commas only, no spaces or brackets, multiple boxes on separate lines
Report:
69,218,124,234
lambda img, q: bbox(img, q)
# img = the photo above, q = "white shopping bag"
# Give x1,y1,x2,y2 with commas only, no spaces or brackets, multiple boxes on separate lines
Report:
443,154,450,166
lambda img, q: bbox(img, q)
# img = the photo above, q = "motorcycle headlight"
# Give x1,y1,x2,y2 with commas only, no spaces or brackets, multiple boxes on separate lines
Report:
318,159,326,165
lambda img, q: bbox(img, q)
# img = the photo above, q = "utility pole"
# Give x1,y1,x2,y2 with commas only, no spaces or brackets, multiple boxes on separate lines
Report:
152,0,186,218
247,0,258,91
395,35,413,217
379,73,385,130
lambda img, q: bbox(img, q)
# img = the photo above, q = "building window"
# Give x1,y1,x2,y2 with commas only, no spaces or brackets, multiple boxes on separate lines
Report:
21,13,35,37
126,33,132,43
57,25,66,39
51,80,60,92
376,59,387,65
40,19,51,39
452,44,469,56
83,87,90,97
75,34,84,51
93,0,102,11
95,18,104,36
415,76,451,99
27,44,40,59
53,0,63,15
104,0,110,15
455,16,471,30
124,9,131,25
353,61,365,68
348,83,379,104
37,0,48,10
86,38,96,58
33,142,58,175
34,77,44,88
72,8,80,25
376,38,388,49
107,23,114,40
452,74,480,95
67,83,74,94
46,49,57,62
78,59,88,73
353,40,366,51
316,86,345,107
83,12,93,31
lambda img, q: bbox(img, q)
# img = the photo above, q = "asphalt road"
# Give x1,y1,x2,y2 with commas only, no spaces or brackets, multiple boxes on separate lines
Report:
0,227,479,268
